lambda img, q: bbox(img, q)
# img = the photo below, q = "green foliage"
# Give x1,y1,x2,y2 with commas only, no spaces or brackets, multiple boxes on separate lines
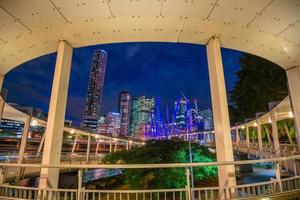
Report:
229,53,288,123
103,140,217,189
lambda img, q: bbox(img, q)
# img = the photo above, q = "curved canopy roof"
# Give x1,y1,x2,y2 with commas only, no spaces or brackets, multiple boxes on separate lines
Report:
0,0,300,75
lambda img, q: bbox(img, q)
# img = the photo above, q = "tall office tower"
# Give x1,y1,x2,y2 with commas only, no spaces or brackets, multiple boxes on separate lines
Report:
175,98,187,129
199,108,214,131
129,96,155,138
119,91,131,136
81,49,108,132
129,98,138,136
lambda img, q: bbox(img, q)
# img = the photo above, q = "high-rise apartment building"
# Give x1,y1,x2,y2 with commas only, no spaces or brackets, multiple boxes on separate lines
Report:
105,112,121,137
119,91,131,136
199,109,214,131
81,49,107,132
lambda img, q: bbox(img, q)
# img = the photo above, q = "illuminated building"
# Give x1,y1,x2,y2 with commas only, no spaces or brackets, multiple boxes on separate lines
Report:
81,49,107,132
175,98,187,129
105,112,121,137
119,91,131,136
129,96,155,138
199,109,214,131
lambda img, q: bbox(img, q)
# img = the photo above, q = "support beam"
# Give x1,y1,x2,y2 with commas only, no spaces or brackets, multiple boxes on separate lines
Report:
0,75,4,120
86,134,91,163
206,37,236,195
39,40,73,189
284,122,293,144
37,132,46,155
114,140,118,152
72,133,79,154
95,139,100,154
246,125,250,148
109,138,112,153
264,126,272,144
256,120,263,152
18,116,31,163
270,110,282,188
286,66,300,151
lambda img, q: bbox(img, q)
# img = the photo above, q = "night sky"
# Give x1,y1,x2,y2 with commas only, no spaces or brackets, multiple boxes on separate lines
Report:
3,42,242,126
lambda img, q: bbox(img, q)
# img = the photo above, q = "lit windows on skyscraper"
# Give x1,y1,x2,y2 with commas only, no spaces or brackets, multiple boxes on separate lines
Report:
119,91,131,136
81,49,107,132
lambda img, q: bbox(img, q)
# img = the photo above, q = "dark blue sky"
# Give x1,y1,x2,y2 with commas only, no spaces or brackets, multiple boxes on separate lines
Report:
3,42,242,126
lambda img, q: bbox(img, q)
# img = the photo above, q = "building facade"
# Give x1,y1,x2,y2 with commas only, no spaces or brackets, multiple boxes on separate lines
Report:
119,91,131,136
81,49,107,132
199,109,214,131
175,98,187,129
105,112,121,137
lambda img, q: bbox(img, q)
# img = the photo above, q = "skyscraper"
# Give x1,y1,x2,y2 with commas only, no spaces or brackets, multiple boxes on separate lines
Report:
175,98,187,129
119,91,131,136
105,112,121,137
81,49,107,132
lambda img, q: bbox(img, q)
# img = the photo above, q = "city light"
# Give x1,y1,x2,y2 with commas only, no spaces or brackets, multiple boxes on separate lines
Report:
253,122,258,127
70,129,75,134
241,125,245,129
288,112,294,118
95,135,99,139
30,120,37,127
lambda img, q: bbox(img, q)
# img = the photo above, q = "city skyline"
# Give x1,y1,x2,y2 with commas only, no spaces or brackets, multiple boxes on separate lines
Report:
3,42,242,126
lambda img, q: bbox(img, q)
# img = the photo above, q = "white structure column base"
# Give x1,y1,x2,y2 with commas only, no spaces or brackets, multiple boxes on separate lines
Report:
39,40,73,189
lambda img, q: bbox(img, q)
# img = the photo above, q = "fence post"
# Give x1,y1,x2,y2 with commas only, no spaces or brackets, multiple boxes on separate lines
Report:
185,168,191,200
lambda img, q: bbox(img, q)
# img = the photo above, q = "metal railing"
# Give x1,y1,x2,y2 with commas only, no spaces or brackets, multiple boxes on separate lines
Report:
1,155,300,199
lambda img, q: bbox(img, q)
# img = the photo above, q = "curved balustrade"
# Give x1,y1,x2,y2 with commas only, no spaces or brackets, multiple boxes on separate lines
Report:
1,155,300,200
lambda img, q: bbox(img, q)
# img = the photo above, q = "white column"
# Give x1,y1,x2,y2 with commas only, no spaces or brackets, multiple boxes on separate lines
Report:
18,116,31,163
270,110,282,187
206,37,236,193
126,141,129,150
72,133,78,154
286,66,300,151
256,120,263,152
37,132,46,155
86,134,91,163
39,40,73,189
0,75,4,120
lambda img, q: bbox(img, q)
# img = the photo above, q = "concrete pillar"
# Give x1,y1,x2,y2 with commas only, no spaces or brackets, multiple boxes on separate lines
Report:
270,111,282,185
39,40,73,189
256,120,263,151
206,37,236,194
37,132,46,155
86,134,91,163
72,133,78,154
126,141,129,150
0,75,4,120
18,116,31,163
286,66,300,151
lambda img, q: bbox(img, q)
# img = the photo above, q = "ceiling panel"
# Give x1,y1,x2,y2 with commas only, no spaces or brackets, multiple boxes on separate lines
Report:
109,0,161,17
0,0,66,31
53,0,111,22
280,20,300,44
163,0,213,18
210,0,270,25
250,0,300,35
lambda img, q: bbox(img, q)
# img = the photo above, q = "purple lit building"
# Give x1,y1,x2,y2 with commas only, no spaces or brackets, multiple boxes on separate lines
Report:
81,49,107,132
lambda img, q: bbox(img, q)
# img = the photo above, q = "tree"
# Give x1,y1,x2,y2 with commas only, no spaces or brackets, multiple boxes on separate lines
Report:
229,53,288,123
103,140,217,189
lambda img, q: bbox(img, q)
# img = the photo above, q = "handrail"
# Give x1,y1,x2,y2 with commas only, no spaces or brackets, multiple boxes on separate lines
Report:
0,154,299,169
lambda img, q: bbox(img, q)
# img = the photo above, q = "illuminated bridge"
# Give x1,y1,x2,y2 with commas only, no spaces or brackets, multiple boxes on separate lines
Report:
0,1,300,199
